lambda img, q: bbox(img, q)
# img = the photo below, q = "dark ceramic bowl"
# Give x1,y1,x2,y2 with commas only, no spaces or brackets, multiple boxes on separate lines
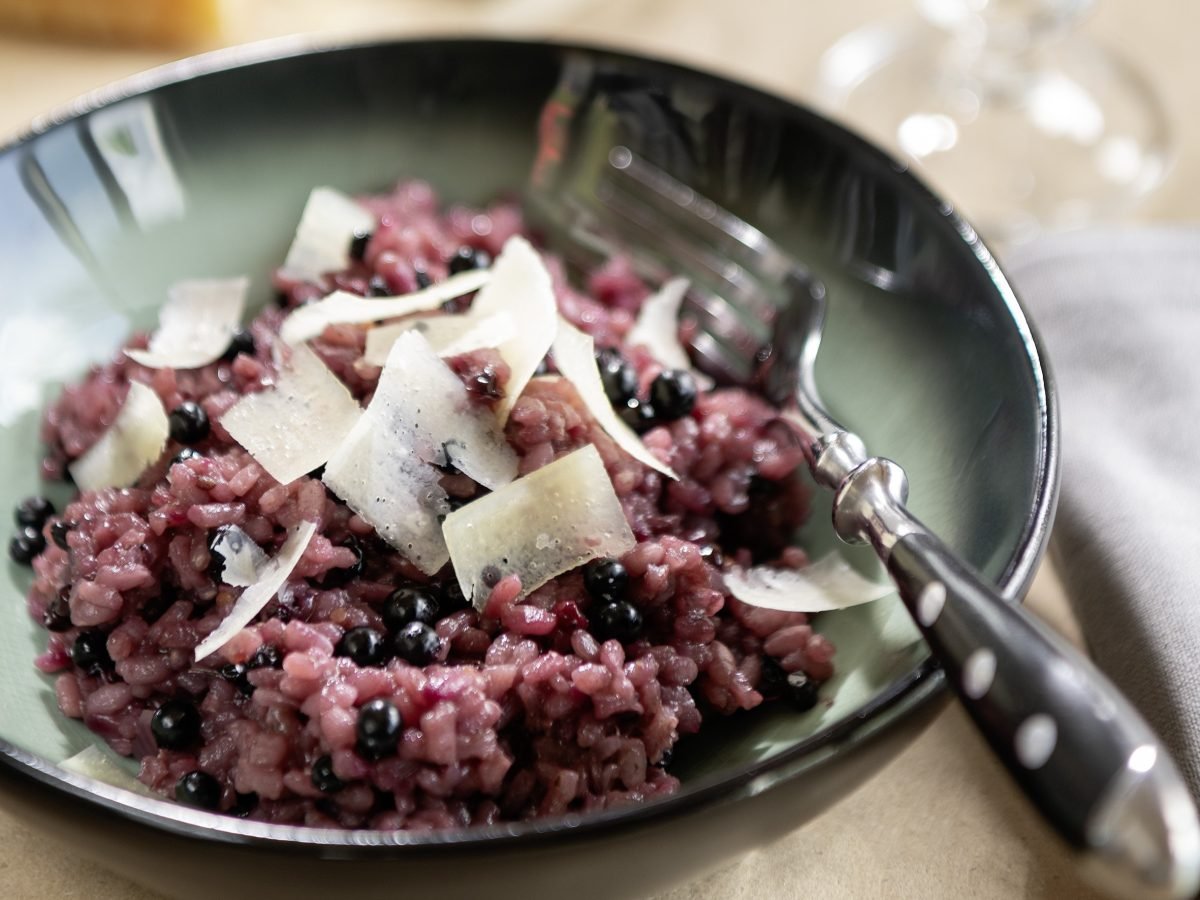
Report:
0,37,1056,900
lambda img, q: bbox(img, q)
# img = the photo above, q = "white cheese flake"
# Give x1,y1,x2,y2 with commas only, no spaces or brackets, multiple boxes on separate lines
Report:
125,277,249,370
281,187,375,285
724,553,893,613
279,269,491,345
220,343,362,486
551,318,678,480
59,746,154,797
210,525,268,587
468,236,558,423
68,381,169,491
362,310,516,367
443,444,636,609
321,331,517,572
627,277,713,389
194,521,317,661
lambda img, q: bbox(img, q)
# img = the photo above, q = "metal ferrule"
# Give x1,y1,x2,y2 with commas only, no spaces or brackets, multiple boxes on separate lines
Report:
831,456,921,556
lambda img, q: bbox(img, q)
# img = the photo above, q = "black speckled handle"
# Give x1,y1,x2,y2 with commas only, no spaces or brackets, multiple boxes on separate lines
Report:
887,530,1158,846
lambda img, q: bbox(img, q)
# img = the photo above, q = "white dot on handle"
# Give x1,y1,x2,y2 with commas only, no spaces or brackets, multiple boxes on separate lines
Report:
917,582,946,627
1015,714,1058,769
961,648,996,699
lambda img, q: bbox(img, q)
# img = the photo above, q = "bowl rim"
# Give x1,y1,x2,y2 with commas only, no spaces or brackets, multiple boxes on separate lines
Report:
0,33,1059,854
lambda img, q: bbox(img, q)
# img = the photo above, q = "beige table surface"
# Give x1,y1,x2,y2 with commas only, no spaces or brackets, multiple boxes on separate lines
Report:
0,2,1192,898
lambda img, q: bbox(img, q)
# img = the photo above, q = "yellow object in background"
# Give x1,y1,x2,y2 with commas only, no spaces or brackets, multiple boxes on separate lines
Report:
0,0,224,46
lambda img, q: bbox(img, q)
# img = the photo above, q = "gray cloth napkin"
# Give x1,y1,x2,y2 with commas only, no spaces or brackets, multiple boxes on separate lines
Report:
1006,228,1200,796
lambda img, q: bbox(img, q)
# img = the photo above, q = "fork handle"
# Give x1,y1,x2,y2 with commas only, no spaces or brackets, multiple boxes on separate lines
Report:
834,457,1199,898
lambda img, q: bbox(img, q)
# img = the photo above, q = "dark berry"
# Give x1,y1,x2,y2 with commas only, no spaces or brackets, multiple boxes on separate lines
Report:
758,656,788,700
447,245,490,275
217,662,253,696
348,229,372,262
9,526,45,565
175,771,222,810
15,496,54,529
355,698,403,760
248,645,282,669
383,586,440,631
785,671,821,712
650,369,698,420
43,593,72,632
335,627,389,667
231,792,258,817
49,520,71,551
595,347,638,405
221,328,255,362
367,274,390,297
311,755,345,793
151,699,202,750
274,290,291,308
583,557,629,604
413,266,432,289
393,621,440,666
171,447,203,466
168,402,210,445
319,536,365,587
70,630,112,675
591,601,643,643
698,542,724,568
439,580,470,615
618,398,657,433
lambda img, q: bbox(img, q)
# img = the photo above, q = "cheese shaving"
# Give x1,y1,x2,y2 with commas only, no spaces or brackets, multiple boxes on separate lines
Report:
210,525,267,587
68,381,169,491
194,521,317,661
220,343,362,485
627,277,713,389
443,444,636,608
59,746,154,797
281,186,375,284
724,553,893,613
279,268,491,345
362,310,516,367
125,277,248,370
468,236,558,423
551,318,678,480
321,330,517,572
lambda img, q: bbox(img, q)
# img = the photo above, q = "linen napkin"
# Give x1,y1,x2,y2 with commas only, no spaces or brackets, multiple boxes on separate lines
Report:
1005,228,1200,796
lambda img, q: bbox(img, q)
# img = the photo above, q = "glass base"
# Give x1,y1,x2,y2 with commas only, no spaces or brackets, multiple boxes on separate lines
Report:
817,20,1171,244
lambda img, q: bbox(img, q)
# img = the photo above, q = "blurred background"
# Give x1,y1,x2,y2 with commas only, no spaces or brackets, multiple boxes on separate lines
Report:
0,0,1192,246
0,3,1188,899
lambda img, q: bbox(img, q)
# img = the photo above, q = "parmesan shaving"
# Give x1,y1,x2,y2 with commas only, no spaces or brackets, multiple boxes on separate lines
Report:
194,521,317,661
443,444,636,609
59,746,154,797
68,381,169,491
281,186,375,284
279,269,491,345
221,344,362,485
210,525,267,587
724,553,893,613
362,310,516,367
125,277,248,370
321,330,517,573
627,277,713,389
551,318,678,480
468,236,557,423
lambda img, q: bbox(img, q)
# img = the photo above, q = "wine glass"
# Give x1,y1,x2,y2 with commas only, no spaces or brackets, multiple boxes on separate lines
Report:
817,0,1171,243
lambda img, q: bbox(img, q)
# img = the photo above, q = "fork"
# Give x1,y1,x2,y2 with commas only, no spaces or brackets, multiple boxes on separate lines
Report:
536,144,1200,900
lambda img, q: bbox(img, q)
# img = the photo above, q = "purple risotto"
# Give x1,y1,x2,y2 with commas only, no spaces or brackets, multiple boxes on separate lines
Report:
15,180,843,829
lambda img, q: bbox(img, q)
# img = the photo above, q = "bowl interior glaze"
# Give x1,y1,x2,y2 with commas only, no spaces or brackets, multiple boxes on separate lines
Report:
0,38,1054,850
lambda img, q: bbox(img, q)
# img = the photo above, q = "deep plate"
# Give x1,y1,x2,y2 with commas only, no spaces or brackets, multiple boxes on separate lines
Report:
0,37,1056,899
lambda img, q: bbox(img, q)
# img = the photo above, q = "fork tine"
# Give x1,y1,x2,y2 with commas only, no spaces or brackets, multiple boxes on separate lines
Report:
605,147,796,284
